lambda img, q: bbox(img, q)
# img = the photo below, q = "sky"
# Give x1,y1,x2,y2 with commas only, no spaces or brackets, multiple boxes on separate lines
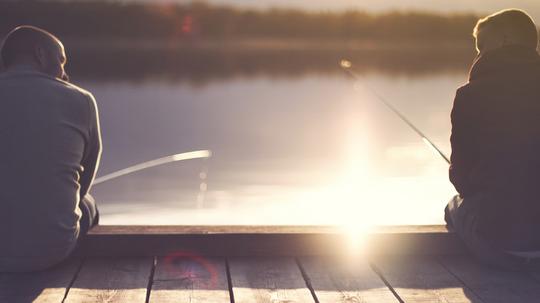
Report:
127,0,540,21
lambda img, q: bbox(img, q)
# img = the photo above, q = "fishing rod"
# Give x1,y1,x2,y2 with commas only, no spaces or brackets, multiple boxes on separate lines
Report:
340,59,450,164
93,149,212,185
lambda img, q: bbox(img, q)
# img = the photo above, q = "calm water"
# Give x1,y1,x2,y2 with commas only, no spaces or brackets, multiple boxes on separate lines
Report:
71,49,472,226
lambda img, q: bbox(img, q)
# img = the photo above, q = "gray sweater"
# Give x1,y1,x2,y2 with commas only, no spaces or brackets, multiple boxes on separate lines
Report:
0,67,101,272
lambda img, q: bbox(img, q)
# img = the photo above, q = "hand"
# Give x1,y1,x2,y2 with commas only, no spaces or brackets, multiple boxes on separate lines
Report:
61,72,70,82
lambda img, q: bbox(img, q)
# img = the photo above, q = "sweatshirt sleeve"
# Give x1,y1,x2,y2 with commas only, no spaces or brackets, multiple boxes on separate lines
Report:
449,87,475,196
79,92,102,198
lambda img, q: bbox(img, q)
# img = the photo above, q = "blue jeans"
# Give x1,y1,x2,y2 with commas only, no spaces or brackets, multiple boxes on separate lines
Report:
79,194,99,237
445,195,540,271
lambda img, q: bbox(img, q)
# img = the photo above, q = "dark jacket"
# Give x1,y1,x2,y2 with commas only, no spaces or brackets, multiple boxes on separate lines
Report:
450,45,540,250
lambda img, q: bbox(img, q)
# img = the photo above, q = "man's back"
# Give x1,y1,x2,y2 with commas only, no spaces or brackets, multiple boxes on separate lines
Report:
0,68,101,271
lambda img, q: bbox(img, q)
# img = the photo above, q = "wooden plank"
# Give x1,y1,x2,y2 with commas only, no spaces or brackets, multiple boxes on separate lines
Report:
0,257,81,303
366,228,465,256
228,257,315,303
149,255,230,302
77,225,465,257
373,256,482,303
299,257,398,302
64,257,153,303
440,255,540,303
87,225,451,235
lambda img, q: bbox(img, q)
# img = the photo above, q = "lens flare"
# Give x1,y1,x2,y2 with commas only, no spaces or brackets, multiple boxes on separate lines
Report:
340,59,352,69
163,251,218,288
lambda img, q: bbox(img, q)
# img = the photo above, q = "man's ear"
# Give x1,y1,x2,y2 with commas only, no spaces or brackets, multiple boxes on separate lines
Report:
499,28,510,47
34,46,47,68
501,34,508,46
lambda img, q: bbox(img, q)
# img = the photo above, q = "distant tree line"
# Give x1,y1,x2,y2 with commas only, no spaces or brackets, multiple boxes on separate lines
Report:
0,1,479,44
65,47,473,83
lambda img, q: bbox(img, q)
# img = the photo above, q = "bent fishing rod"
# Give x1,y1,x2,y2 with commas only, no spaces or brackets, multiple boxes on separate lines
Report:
93,149,212,185
340,59,450,164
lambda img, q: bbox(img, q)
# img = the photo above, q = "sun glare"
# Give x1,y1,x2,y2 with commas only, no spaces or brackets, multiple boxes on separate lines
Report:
312,114,377,254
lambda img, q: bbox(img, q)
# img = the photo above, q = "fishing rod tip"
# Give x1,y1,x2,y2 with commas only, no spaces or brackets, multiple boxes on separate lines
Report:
340,59,352,69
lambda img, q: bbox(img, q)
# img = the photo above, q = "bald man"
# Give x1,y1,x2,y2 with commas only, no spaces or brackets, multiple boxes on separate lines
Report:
0,26,101,272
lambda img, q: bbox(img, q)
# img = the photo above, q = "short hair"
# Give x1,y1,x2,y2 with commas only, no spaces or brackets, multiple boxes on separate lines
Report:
0,25,60,68
473,9,538,49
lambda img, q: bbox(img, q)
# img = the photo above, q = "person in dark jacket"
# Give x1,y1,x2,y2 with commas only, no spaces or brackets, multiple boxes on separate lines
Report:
0,26,101,272
446,9,540,270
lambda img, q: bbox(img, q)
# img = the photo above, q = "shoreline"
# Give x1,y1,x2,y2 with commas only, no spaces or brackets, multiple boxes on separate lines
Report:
64,38,475,52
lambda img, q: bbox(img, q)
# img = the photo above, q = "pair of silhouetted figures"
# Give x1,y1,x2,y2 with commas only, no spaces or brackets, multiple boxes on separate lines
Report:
1,8,540,272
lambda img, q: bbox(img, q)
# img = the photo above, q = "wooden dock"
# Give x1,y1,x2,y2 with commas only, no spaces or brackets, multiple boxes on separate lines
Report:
2,225,540,303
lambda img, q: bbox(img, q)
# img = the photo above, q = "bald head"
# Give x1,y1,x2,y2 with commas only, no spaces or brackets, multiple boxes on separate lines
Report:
1,26,68,80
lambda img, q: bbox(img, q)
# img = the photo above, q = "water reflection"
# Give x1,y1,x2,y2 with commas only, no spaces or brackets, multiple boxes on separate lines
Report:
82,68,463,226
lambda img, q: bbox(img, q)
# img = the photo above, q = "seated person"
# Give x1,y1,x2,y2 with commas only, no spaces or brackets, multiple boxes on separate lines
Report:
0,26,101,272
446,9,540,270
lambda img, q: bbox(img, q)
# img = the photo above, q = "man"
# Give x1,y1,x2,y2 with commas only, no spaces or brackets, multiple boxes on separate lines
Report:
446,9,540,270
0,26,101,272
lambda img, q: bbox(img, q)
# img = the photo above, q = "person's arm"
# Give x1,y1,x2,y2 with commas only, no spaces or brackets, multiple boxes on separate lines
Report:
79,93,102,198
449,87,475,196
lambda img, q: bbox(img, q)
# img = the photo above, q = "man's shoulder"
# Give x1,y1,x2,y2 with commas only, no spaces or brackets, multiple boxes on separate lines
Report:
52,78,95,103
451,83,484,112
0,70,95,104
454,83,473,101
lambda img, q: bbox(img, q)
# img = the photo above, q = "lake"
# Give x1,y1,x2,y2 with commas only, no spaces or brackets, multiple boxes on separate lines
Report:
69,46,474,227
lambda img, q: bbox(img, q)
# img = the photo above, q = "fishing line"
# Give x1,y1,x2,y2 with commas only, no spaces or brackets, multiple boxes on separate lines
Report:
340,59,450,164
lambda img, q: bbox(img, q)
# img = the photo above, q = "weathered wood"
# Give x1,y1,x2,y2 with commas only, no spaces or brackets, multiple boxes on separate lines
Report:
228,257,315,303
87,225,451,235
366,227,465,256
77,225,465,257
440,255,540,303
64,257,153,303
0,257,81,303
150,255,230,302
299,257,398,302
373,256,482,302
